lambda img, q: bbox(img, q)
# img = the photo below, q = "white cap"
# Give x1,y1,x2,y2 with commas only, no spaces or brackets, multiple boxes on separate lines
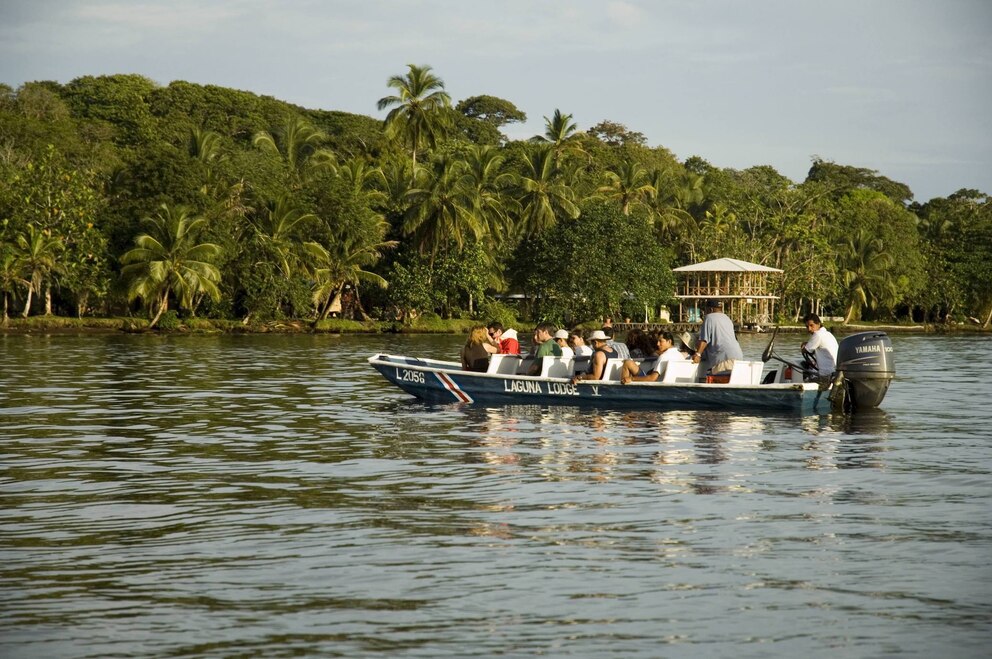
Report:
553,329,569,339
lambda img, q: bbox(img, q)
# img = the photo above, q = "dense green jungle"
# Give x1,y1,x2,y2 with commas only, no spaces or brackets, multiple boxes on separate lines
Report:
1,66,990,332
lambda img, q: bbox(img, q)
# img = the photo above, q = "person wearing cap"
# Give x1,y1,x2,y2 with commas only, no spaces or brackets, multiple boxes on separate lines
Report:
801,312,838,377
528,323,562,375
553,329,574,358
693,299,743,375
571,330,618,383
487,322,520,354
601,325,630,360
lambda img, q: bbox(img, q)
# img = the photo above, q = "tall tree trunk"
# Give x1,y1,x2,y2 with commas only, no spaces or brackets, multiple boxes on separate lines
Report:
21,286,33,318
148,292,169,329
1,292,8,326
353,285,369,321
983,305,992,330
44,282,52,316
77,291,89,318
318,284,344,321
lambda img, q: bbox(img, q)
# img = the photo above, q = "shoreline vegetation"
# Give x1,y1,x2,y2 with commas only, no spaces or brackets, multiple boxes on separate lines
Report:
2,69,990,333
0,315,984,336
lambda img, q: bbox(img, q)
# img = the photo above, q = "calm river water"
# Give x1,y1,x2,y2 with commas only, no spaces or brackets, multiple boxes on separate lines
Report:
1,331,990,657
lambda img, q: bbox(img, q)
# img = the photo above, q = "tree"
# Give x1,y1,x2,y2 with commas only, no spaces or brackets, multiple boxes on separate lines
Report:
377,64,451,171
596,160,655,215
253,115,335,185
456,95,527,128
15,224,64,317
120,204,222,328
806,158,913,205
531,109,585,162
249,194,317,279
403,153,480,262
513,145,580,238
0,247,28,324
588,120,646,147
512,202,674,323
836,227,894,324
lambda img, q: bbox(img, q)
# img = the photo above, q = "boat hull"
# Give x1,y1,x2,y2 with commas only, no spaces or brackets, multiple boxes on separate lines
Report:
368,354,832,414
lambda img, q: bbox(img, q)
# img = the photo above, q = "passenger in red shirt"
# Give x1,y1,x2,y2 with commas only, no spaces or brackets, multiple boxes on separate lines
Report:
487,323,520,354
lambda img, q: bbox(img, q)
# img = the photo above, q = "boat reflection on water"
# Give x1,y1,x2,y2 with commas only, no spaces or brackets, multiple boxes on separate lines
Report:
453,404,780,493
799,409,893,470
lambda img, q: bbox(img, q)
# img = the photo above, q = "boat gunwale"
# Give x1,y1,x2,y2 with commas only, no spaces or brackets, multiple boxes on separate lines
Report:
368,353,815,393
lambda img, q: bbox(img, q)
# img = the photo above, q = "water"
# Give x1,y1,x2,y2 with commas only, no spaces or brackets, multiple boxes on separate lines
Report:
1,331,990,658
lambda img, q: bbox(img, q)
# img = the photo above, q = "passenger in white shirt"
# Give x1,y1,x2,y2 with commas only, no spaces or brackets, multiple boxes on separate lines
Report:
553,329,574,358
802,313,839,377
621,331,687,383
568,330,593,357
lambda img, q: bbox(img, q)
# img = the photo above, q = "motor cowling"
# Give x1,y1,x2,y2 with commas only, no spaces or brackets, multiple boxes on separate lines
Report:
834,331,894,411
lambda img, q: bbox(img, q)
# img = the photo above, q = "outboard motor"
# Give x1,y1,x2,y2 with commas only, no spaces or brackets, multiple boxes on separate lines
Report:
831,331,894,412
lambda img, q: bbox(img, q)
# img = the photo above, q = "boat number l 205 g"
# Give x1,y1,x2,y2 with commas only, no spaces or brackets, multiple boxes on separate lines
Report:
395,368,425,384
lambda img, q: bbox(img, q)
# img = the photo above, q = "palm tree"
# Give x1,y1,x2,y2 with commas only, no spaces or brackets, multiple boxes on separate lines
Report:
335,156,387,205
250,194,317,278
531,109,585,162
461,145,516,243
120,204,222,329
403,153,481,263
15,224,63,317
0,250,28,325
307,222,397,321
253,115,335,184
514,145,580,238
596,161,655,215
377,64,452,171
837,228,895,324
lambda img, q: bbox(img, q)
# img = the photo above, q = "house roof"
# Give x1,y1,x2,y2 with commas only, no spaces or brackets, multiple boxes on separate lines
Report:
673,257,783,273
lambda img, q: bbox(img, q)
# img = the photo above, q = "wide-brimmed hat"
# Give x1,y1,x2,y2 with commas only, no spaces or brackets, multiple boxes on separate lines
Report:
553,329,569,339
678,331,697,350
587,330,608,342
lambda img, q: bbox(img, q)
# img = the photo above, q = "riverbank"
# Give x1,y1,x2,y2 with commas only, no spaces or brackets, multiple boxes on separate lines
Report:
1,315,987,335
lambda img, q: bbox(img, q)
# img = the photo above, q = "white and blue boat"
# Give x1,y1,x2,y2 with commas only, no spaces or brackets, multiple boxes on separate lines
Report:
368,331,894,415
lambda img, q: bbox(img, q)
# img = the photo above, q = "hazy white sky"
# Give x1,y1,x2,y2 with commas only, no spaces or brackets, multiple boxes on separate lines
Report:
1,0,990,201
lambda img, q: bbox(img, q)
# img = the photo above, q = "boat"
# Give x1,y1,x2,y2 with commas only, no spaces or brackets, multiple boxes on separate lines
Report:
368,331,894,415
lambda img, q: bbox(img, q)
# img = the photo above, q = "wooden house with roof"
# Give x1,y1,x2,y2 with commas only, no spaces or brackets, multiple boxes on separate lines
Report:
673,258,783,327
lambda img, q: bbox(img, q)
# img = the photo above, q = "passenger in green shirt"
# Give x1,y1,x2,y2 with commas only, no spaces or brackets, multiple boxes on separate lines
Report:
528,323,562,374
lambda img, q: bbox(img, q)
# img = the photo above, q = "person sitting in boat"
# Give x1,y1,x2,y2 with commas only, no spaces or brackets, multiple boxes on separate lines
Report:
553,329,574,357
620,331,688,383
568,330,593,357
692,299,743,377
487,322,520,354
462,325,498,372
625,328,654,359
677,331,698,359
801,312,839,377
602,325,630,360
528,323,563,375
571,330,617,383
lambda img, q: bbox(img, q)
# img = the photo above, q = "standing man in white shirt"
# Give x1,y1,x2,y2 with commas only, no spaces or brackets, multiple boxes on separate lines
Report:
802,313,839,377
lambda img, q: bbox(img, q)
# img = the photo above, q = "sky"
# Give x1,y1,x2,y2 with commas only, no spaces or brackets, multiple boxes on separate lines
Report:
1,0,990,202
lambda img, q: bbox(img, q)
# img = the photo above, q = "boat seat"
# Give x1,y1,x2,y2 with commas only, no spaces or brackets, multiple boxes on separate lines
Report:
729,360,764,385
540,356,575,378
662,360,699,383
602,358,625,381
487,353,522,375
516,357,537,375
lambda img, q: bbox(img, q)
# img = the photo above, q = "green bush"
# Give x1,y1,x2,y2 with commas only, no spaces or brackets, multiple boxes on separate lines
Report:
157,310,180,330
